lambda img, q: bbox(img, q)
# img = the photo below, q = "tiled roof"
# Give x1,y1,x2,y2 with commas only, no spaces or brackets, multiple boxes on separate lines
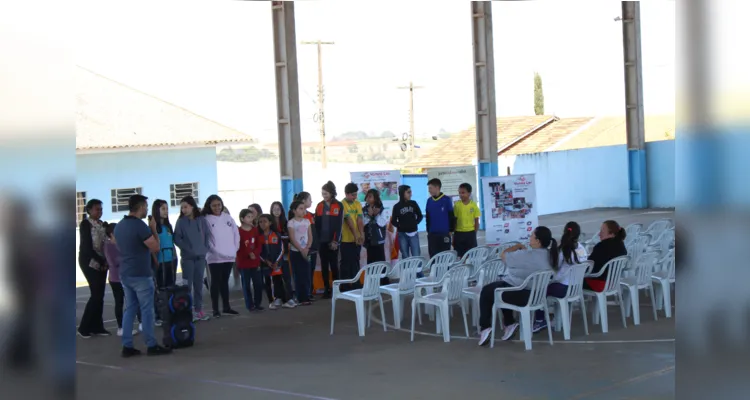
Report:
554,115,675,151
405,115,555,168
76,66,254,151
502,117,595,156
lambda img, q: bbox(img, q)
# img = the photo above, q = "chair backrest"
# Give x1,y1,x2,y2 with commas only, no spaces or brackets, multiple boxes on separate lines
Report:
565,262,592,299
477,259,505,286
599,255,631,293
625,223,643,238
646,219,672,236
441,265,470,302
361,262,389,299
488,242,520,260
656,229,675,254
425,250,457,279
627,234,651,265
522,270,554,308
659,249,676,280
461,246,491,275
396,257,424,290
634,251,660,286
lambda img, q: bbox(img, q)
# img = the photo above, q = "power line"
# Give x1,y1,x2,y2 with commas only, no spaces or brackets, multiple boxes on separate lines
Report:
301,40,334,168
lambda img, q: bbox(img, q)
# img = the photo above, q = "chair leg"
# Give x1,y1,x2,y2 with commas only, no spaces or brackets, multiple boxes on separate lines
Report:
661,280,672,318
440,303,451,343
591,296,600,325
378,295,387,332
410,299,416,342
460,301,470,338
435,307,442,335
617,291,628,329
330,299,336,335
629,286,640,325
544,305,554,346
367,301,373,329
579,297,589,336
391,294,401,330
558,301,571,340
520,310,532,350
490,306,497,349
597,295,609,333
354,300,366,337
417,296,423,326
648,284,658,321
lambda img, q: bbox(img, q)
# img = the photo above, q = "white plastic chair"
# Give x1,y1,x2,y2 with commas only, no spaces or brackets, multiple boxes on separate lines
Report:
620,251,660,325
379,257,424,329
582,255,630,333
330,262,389,337
548,262,591,340
652,249,675,318
417,251,457,320
644,219,673,245
491,270,554,350
625,223,643,239
487,241,520,261
410,265,470,343
460,246,491,276
647,229,674,255
462,259,506,331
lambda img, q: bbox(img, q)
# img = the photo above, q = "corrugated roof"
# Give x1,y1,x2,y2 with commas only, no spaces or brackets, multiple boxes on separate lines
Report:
405,115,554,168
502,117,594,155
76,66,254,151
554,115,675,151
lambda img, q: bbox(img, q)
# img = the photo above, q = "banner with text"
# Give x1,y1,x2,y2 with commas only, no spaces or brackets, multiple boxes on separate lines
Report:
427,166,477,203
481,174,538,245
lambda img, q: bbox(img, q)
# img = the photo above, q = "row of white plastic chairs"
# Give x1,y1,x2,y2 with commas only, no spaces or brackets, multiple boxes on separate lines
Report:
584,218,674,254
330,240,675,351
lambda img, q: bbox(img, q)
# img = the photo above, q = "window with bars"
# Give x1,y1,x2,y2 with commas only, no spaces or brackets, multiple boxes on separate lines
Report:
76,191,87,225
170,182,199,207
111,187,143,213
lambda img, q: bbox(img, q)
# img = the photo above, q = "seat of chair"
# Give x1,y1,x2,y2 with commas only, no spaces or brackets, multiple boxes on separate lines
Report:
652,271,671,280
462,286,481,296
416,276,440,284
336,289,368,301
620,276,638,286
417,292,449,306
380,283,414,294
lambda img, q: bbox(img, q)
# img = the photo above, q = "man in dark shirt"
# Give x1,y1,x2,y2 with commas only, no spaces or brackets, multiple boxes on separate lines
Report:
113,194,171,357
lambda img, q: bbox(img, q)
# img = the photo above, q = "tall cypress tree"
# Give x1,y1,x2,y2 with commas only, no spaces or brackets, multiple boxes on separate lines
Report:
534,72,545,116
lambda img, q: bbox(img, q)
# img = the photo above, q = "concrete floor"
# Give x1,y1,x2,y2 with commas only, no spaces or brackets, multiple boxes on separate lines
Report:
76,208,675,400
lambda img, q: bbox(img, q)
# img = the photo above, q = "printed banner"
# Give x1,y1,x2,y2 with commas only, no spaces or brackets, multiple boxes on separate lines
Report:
481,174,538,245
427,166,477,203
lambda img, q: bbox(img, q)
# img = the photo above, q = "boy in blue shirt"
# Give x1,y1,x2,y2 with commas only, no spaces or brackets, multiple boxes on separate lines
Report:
425,178,456,257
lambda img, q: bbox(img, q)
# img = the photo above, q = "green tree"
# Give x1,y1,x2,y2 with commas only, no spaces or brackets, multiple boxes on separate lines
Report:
534,72,544,115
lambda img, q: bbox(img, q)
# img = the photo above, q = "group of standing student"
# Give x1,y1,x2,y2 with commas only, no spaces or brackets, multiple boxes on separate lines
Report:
475,219,628,347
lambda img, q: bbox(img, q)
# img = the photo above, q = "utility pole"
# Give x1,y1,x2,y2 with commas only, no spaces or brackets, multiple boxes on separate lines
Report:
397,81,424,160
301,40,334,168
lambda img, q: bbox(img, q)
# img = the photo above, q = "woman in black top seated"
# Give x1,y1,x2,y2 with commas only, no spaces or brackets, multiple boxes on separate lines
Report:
584,220,628,292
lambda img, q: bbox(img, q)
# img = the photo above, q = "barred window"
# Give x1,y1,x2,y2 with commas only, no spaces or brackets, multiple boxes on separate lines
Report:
76,191,87,225
111,187,143,213
170,182,199,207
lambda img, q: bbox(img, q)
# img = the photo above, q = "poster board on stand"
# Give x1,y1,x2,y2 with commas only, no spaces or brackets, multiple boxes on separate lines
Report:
427,166,477,203
481,174,538,246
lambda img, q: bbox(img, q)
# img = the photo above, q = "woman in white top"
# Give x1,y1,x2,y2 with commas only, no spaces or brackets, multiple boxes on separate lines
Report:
532,221,588,332
288,200,313,305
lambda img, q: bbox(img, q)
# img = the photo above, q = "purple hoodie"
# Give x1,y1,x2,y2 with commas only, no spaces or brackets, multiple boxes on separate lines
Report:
204,212,240,264
103,240,121,283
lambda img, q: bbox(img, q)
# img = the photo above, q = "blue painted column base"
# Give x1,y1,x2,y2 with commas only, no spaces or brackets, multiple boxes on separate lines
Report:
477,162,499,231
628,149,648,209
281,178,304,212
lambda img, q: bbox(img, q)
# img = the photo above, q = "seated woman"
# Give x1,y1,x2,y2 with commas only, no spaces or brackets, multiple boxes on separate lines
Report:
477,226,559,346
584,220,627,292
531,222,588,333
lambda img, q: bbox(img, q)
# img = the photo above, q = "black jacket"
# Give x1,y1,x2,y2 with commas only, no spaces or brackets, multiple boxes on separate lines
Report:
78,219,107,268
390,200,423,234
588,238,628,280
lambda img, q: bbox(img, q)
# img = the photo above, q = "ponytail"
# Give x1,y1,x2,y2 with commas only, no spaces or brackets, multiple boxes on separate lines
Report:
603,220,627,242
560,221,582,265
533,226,560,271
548,238,559,271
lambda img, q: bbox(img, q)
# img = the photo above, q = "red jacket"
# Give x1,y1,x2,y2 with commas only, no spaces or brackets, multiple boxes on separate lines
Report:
236,227,262,269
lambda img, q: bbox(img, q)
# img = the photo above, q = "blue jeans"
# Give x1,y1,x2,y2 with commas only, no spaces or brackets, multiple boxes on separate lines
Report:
398,232,421,259
291,251,311,302
239,268,263,310
181,257,206,312
121,276,157,349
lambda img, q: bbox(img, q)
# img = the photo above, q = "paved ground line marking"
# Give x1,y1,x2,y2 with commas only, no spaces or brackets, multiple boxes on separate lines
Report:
76,360,339,400
567,365,675,399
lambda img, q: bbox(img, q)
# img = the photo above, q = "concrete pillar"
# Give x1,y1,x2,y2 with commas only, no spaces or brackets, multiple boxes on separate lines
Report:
471,1,498,229
272,1,303,211
621,1,648,208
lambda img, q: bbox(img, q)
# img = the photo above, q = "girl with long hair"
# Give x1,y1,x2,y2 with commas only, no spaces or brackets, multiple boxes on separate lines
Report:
314,181,345,298
270,201,294,302
292,192,319,300
476,226,559,346
173,195,211,321
288,200,313,305
149,199,176,325
202,194,241,318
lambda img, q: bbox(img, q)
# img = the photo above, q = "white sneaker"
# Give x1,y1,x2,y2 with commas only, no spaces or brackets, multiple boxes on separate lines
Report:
117,328,139,337
502,323,519,341
269,299,282,310
155,319,163,327
282,300,296,309
478,328,492,346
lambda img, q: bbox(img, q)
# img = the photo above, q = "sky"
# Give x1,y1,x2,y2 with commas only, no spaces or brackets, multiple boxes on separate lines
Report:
75,0,675,143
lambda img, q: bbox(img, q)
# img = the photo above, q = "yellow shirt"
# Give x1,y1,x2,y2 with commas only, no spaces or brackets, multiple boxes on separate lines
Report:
342,199,363,243
454,200,481,232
